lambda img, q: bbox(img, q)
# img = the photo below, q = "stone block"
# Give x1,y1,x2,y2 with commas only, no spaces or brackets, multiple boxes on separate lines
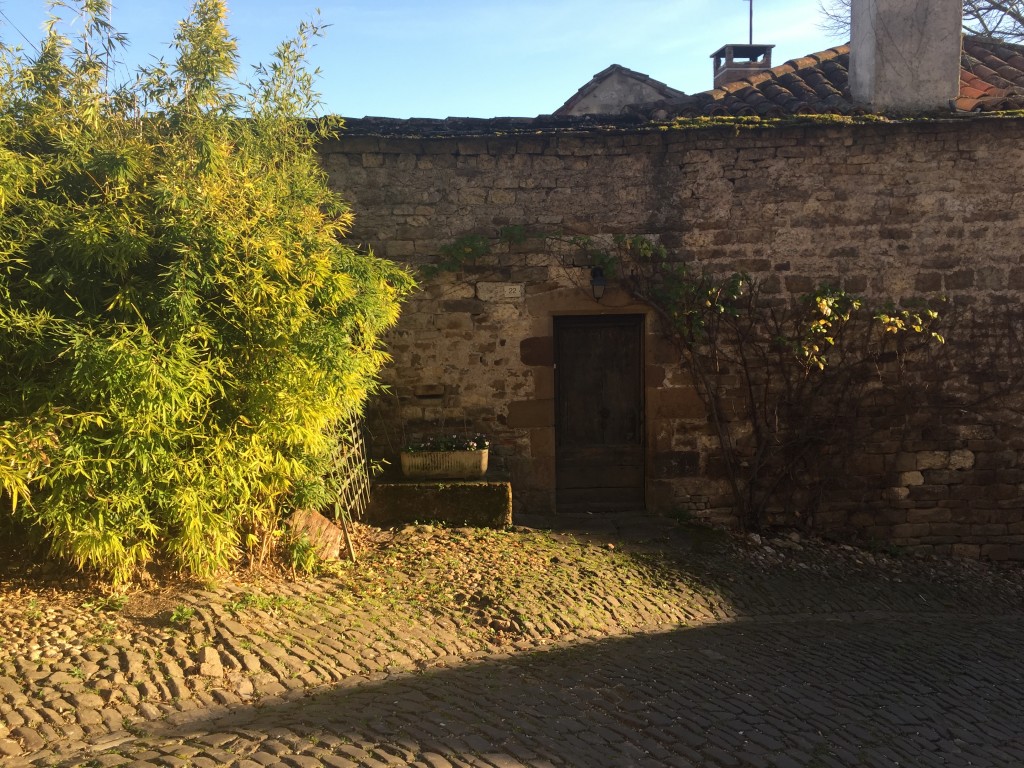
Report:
967,439,1007,453
196,647,223,678
532,366,554,398
916,451,949,470
435,314,474,331
975,450,1017,470
948,449,975,470
653,451,701,479
528,456,556,489
951,543,981,559
952,507,990,524
888,453,917,472
785,275,814,293
366,481,513,528
442,298,485,314
506,399,554,428
650,335,680,365
924,470,964,485
413,384,446,399
994,468,1024,484
650,387,706,420
971,523,1008,536
891,523,930,538
898,471,924,486
477,281,525,302
529,428,555,458
949,484,987,501
987,484,1021,501
989,508,1024,524
520,336,553,366
981,544,1012,561
850,511,878,527
288,509,343,561
909,484,949,502
385,240,416,258
874,508,907,525
487,189,516,205
646,364,667,387
646,480,677,512
849,453,885,475
907,507,951,524
928,523,971,538
884,486,910,501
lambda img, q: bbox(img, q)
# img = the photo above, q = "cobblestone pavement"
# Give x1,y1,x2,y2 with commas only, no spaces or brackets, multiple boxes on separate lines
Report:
2,523,1023,767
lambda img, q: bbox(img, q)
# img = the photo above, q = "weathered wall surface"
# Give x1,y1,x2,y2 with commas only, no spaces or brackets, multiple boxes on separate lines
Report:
320,116,1024,558
850,0,963,112
559,71,677,116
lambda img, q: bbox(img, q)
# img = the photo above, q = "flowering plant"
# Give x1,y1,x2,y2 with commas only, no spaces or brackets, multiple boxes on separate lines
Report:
404,433,489,453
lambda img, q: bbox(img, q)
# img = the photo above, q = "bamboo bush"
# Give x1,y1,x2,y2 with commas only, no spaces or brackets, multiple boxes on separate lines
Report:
0,0,414,583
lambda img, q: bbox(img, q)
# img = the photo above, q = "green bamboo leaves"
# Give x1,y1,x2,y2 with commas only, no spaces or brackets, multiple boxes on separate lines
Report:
0,0,414,583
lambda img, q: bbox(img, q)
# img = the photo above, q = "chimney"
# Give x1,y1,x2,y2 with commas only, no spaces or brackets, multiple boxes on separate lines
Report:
849,0,963,112
710,44,775,89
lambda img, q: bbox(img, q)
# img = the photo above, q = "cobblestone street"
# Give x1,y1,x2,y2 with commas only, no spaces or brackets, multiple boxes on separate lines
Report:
130,614,1024,768
3,524,1023,767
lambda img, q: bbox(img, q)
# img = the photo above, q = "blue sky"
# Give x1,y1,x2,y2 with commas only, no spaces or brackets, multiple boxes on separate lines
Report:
0,1,845,118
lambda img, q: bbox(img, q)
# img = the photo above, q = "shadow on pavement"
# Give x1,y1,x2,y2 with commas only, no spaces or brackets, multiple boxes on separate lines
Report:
142,612,1024,768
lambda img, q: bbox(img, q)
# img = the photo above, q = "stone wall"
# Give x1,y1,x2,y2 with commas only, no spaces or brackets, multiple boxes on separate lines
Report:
320,115,1024,558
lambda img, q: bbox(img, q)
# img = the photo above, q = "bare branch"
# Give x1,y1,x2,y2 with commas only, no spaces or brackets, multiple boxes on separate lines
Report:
819,0,1024,43
817,0,851,40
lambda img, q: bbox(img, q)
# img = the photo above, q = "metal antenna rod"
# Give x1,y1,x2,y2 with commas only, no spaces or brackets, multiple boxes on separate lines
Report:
748,0,754,45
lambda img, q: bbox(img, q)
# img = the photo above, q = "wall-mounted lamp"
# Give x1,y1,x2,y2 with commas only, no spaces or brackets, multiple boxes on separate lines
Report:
590,267,607,301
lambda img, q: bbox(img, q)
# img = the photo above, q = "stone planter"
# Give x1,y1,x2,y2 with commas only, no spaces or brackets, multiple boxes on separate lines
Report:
400,449,488,480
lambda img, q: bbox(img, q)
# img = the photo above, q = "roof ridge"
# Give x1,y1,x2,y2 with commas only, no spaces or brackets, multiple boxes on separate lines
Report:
570,38,1024,121
555,63,685,116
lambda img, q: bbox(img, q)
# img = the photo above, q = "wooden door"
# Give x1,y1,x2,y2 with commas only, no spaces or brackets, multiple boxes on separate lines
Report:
555,315,645,512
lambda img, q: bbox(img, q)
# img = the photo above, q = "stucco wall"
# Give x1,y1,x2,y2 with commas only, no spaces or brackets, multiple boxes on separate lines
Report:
321,115,1024,558
850,0,963,111
559,71,677,116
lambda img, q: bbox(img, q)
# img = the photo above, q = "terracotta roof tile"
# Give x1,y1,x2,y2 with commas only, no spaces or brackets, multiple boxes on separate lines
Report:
787,56,820,71
955,96,983,111
970,62,1002,82
633,37,1024,119
997,64,1024,80
745,70,777,88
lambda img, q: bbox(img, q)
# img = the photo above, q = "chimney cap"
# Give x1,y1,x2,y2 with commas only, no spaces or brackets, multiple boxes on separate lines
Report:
710,43,775,62
711,44,775,89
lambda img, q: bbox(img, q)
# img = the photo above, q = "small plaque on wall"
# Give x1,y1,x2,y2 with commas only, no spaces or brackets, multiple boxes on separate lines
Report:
477,282,524,302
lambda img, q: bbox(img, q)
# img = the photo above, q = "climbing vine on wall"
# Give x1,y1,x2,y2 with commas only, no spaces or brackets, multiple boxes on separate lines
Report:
573,234,946,531
428,227,952,531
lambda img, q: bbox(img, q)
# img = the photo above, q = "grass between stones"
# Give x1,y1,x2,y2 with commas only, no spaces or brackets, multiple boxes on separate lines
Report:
343,524,726,639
